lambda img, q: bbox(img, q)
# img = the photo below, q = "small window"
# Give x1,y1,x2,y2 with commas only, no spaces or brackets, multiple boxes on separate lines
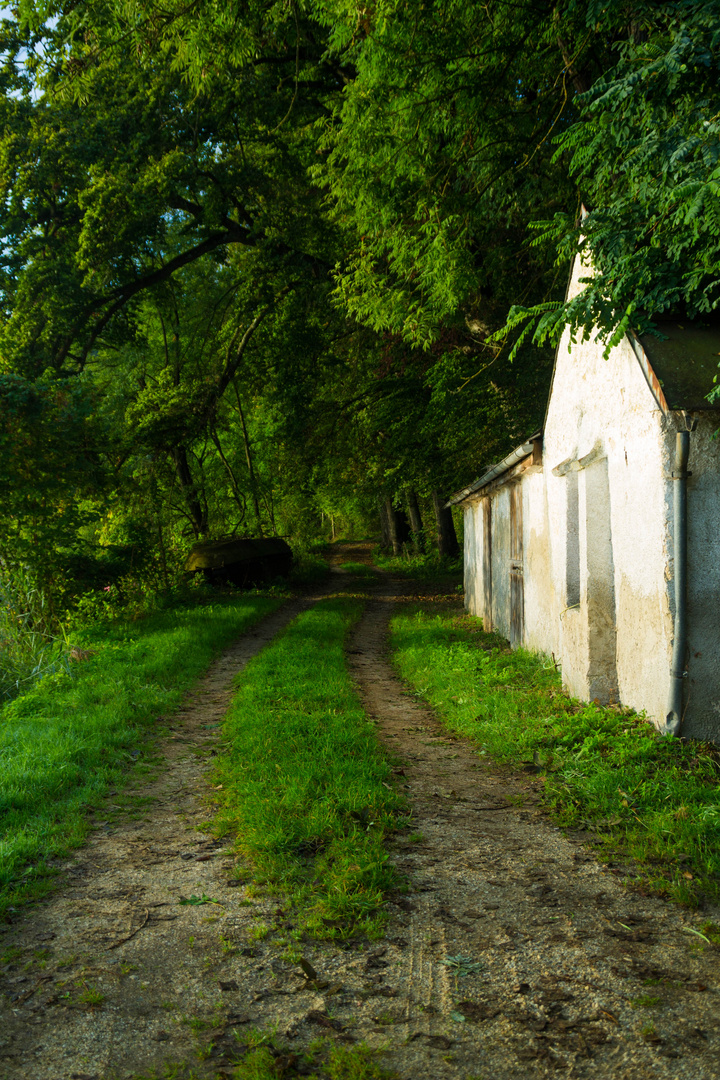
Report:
566,471,580,608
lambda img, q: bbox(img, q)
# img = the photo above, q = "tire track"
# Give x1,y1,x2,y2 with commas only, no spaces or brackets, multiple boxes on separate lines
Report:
345,584,720,1079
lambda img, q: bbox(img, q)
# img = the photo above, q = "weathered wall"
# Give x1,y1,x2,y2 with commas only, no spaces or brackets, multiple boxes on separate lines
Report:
460,251,720,738
544,254,673,721
490,486,512,638
521,468,555,657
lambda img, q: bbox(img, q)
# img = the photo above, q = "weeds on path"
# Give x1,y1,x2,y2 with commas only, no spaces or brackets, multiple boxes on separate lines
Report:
214,597,405,937
121,1037,397,1079
391,607,720,906
0,595,281,920
232,1041,398,1079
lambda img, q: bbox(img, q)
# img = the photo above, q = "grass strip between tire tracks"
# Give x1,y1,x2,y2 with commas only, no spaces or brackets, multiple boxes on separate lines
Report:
0,594,281,920
391,606,720,909
214,596,405,938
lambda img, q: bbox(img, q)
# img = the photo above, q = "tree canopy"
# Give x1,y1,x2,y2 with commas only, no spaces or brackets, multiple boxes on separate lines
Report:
1,0,718,598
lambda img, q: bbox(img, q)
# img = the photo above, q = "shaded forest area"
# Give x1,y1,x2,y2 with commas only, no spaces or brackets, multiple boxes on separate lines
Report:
1,1,718,619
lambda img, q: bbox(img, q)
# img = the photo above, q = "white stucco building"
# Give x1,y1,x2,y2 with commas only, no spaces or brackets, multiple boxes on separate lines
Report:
449,256,720,742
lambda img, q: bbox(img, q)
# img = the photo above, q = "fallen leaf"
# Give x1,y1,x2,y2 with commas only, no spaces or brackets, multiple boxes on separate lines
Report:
427,1034,453,1049
306,1009,343,1031
299,958,318,981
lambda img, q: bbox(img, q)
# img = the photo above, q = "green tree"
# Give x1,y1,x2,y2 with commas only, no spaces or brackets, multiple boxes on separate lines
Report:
499,1,720,360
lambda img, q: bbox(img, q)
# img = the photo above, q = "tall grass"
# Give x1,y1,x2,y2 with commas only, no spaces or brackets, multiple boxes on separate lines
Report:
391,606,720,906
214,597,405,936
0,594,281,919
0,561,64,703
374,549,462,580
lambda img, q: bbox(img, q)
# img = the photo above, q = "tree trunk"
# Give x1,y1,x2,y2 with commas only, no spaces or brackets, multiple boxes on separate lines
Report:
210,427,247,524
233,384,263,537
385,496,411,556
172,445,207,538
378,498,391,552
432,489,459,557
156,514,170,590
406,488,425,553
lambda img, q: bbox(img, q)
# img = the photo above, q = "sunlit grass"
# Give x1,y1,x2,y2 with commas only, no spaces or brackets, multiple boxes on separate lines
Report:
232,1041,399,1079
0,595,281,919
391,606,720,906
214,597,404,937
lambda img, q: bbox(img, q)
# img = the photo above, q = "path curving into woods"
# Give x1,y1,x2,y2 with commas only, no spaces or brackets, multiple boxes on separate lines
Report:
0,548,718,1080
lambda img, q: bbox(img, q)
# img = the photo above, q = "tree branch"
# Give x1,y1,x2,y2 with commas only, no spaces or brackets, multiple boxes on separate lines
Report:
71,227,253,370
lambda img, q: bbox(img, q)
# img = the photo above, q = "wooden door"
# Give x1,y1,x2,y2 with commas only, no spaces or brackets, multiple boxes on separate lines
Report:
482,498,492,632
509,485,524,645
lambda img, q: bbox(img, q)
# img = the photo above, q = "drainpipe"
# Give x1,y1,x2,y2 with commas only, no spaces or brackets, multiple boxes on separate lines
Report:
665,418,695,736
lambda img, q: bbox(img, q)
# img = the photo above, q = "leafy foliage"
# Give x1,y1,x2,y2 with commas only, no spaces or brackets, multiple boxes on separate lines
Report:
497,2,720,355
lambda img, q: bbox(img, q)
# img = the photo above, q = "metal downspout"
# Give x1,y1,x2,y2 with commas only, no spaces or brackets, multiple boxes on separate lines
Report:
665,424,693,736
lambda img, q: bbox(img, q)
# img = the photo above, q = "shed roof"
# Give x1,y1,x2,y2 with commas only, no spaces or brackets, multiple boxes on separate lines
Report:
446,432,541,507
635,319,720,412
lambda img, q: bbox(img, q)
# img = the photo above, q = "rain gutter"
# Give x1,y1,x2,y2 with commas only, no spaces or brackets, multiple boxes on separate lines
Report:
445,431,542,508
665,416,696,736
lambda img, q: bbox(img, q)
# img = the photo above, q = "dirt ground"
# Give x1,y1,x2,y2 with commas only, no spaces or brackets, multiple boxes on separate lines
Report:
1,546,719,1080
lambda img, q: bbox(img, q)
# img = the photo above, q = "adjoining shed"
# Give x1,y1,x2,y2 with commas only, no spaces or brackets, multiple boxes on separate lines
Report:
448,254,720,741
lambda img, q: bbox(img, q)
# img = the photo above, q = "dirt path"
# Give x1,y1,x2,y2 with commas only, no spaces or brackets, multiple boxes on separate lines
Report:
1,555,719,1080
343,581,720,1080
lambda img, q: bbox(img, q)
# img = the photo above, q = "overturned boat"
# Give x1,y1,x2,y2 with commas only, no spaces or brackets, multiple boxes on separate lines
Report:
184,536,293,587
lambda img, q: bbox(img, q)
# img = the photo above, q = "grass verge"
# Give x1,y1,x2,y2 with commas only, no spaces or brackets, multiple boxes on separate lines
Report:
214,596,404,937
391,606,720,907
0,594,281,920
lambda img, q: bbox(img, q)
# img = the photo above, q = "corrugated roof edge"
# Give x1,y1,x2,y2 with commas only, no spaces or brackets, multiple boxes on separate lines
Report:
445,430,542,507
